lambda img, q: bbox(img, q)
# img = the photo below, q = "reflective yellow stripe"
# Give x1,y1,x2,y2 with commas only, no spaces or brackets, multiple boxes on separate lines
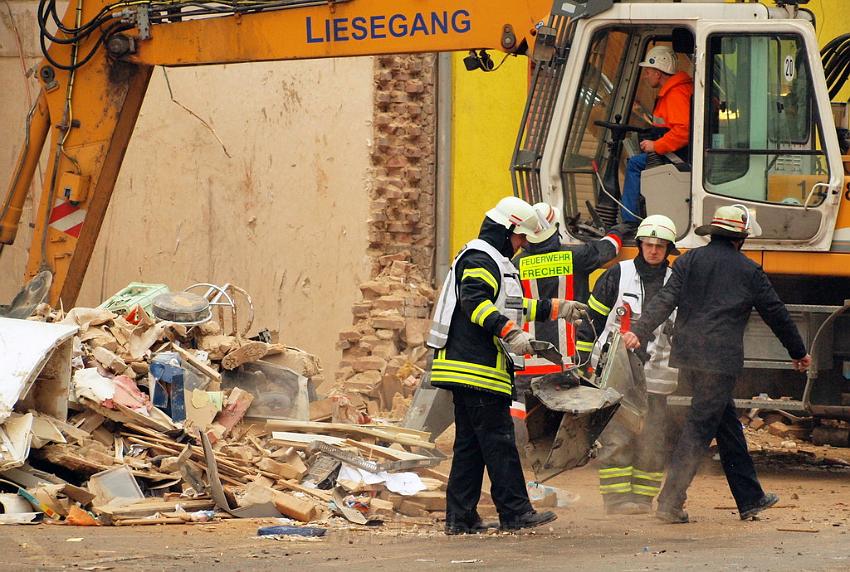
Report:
633,469,664,481
462,268,498,296
471,300,498,326
576,340,595,352
523,298,538,322
598,466,633,478
430,371,512,396
599,482,632,494
493,337,505,370
588,295,611,316
433,357,511,382
632,484,661,497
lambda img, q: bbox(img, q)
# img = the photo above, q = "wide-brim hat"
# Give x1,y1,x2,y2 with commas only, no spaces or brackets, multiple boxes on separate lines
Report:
695,204,762,239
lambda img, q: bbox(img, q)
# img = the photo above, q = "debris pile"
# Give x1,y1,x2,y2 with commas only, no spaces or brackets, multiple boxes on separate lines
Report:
740,408,850,468
0,285,447,530
331,254,435,423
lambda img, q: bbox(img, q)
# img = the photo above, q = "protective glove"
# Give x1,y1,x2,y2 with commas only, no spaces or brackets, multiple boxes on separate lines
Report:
553,299,588,322
608,222,638,238
503,327,534,356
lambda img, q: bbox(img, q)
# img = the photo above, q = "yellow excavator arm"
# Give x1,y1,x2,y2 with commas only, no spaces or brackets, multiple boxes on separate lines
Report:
0,0,569,306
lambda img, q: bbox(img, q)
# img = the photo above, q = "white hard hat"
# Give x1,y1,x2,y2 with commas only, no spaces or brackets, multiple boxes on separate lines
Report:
527,202,561,244
695,204,762,238
639,45,677,75
636,214,677,243
485,196,541,237
636,214,679,254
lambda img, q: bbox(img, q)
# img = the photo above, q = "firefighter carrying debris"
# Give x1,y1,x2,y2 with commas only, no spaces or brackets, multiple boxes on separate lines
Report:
426,196,586,534
576,214,679,515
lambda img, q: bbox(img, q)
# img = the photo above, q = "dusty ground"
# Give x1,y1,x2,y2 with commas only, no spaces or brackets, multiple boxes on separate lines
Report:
4,457,850,572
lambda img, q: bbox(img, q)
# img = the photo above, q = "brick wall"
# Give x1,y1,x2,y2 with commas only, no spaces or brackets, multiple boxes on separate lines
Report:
330,54,438,419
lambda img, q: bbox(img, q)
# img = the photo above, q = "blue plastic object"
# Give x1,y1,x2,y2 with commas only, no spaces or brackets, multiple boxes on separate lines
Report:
150,352,186,422
257,525,327,537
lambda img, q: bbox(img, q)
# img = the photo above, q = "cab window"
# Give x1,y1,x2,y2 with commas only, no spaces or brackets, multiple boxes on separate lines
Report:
704,33,829,207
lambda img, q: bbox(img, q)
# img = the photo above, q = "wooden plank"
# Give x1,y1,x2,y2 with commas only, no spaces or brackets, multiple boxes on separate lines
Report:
265,420,434,450
277,479,333,502
97,498,214,518
113,516,185,526
344,439,429,461
172,344,222,382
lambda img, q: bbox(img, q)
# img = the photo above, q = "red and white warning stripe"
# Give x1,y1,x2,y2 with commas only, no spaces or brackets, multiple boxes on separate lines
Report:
49,199,86,238
510,400,527,420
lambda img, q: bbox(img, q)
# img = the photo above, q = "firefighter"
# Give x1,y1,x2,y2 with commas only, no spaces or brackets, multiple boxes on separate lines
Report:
623,205,812,523
510,203,624,448
575,215,679,515
426,196,586,534
621,45,693,226
512,202,624,378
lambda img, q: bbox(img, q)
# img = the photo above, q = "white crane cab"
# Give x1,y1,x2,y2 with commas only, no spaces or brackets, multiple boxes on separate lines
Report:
523,2,845,252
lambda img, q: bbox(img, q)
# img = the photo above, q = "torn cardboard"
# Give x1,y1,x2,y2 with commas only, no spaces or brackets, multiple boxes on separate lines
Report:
200,431,280,518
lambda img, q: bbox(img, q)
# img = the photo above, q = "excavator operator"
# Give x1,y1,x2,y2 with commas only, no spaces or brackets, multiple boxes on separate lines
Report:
621,45,693,228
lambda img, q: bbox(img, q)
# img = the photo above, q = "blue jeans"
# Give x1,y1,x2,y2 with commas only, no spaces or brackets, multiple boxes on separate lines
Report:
621,153,647,223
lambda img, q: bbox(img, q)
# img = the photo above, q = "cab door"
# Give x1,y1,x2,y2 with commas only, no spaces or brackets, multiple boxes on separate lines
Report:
690,20,844,250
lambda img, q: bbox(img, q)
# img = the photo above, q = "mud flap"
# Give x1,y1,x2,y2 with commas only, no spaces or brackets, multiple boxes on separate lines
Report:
402,372,455,441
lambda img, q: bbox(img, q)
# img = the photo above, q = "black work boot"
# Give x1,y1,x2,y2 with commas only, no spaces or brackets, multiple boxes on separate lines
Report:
500,510,557,531
739,492,779,521
445,518,498,535
655,505,689,524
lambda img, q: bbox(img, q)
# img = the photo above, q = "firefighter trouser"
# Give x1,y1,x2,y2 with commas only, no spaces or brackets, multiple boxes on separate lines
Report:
657,369,765,513
446,388,533,527
598,393,668,506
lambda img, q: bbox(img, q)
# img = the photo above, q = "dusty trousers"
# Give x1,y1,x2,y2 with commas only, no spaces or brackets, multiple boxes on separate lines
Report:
598,393,668,506
657,368,764,512
446,388,533,526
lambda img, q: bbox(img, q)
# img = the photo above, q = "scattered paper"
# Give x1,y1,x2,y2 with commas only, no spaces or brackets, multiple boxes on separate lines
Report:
0,513,39,524
73,369,115,403
337,464,426,496
66,537,84,542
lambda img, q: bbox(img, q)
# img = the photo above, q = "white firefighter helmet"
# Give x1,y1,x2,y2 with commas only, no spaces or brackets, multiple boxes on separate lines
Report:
485,196,541,237
695,204,762,239
639,45,677,75
636,214,679,254
527,202,561,244
636,214,677,243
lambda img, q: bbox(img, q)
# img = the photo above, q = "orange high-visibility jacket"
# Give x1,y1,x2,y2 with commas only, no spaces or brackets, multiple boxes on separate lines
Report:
652,71,693,156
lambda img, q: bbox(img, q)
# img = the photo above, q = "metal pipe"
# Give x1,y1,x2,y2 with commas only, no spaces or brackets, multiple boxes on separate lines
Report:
1,92,50,245
435,52,453,286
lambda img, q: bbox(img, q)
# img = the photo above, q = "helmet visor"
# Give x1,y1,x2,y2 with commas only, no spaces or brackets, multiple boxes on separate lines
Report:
641,237,671,248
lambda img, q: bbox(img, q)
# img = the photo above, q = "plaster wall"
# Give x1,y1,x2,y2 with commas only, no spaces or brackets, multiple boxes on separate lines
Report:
1,1,374,379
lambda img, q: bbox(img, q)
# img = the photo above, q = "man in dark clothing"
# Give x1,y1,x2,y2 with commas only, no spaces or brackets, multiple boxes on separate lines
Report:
576,215,679,515
623,205,811,523
426,196,587,534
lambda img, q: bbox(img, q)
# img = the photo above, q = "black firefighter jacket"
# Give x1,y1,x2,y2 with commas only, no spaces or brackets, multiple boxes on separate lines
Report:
430,218,555,398
631,238,806,376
